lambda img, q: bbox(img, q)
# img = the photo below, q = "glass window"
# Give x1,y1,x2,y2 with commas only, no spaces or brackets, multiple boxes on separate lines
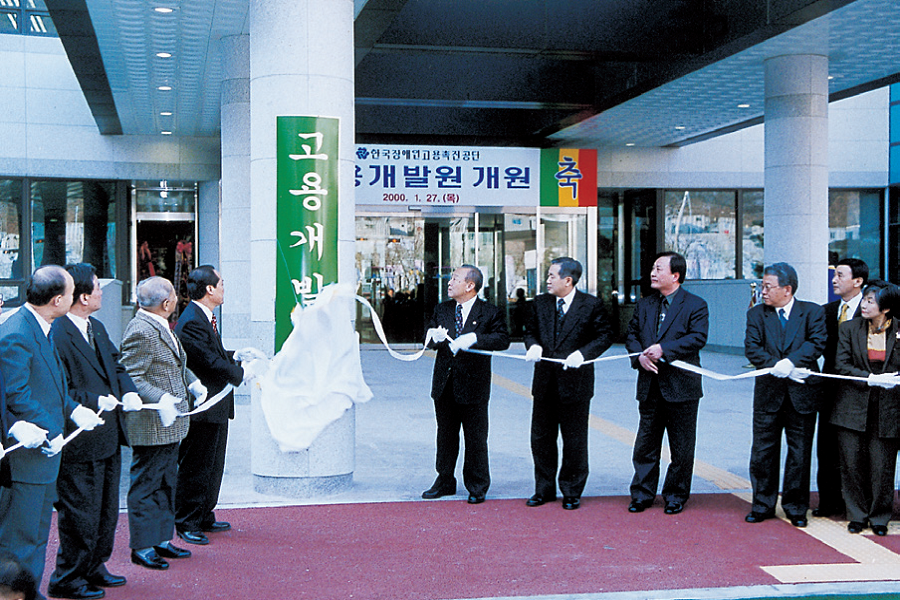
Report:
742,190,764,279
0,179,23,284
828,189,882,278
133,180,197,213
540,211,588,291
665,190,736,279
0,0,55,36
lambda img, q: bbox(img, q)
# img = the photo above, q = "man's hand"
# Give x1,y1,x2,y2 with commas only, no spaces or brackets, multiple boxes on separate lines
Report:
188,380,208,406
563,350,585,370
427,326,449,344
71,405,104,431
158,393,181,427
525,345,543,363
449,332,477,355
122,392,143,412
235,347,268,363
9,421,48,449
789,367,811,384
868,372,900,389
98,394,119,412
41,434,65,457
771,358,794,379
643,344,663,362
638,353,659,374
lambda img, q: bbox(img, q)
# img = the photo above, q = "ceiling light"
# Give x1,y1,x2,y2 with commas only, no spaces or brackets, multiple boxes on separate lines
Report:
674,126,685,130
828,75,834,80
156,52,172,58
158,85,172,91
154,7,174,14
738,103,750,108
625,143,635,147
161,131,173,135
160,111,173,116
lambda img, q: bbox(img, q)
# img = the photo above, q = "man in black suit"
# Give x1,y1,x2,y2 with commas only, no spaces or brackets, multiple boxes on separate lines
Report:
814,257,867,517
524,257,612,510
744,262,827,527
625,252,709,515
174,266,246,545
0,266,104,589
48,263,143,600
421,265,509,504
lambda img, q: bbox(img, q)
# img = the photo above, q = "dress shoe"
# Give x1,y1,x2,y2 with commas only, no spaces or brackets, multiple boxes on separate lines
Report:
744,511,775,523
201,521,231,533
848,521,866,534
562,496,580,510
86,572,126,588
130,548,168,570
664,501,684,515
628,500,651,513
153,541,191,559
421,484,456,500
176,529,210,545
47,583,105,600
467,494,485,504
812,505,843,518
788,516,808,528
526,494,555,507
872,525,888,536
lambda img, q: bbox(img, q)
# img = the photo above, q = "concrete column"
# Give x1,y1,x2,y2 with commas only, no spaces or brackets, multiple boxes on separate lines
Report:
249,0,357,496
763,54,829,303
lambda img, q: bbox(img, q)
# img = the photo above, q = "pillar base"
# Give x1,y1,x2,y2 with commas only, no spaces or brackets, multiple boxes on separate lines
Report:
253,472,352,497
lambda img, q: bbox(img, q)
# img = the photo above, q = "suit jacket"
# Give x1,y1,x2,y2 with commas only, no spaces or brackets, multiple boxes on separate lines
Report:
822,298,863,374
0,369,7,486
0,307,75,484
119,311,196,446
625,286,709,403
830,316,900,436
174,301,243,424
525,290,613,403
745,300,827,414
428,298,509,404
50,314,137,462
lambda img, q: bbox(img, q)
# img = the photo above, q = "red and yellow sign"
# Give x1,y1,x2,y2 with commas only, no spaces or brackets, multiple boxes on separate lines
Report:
540,148,597,207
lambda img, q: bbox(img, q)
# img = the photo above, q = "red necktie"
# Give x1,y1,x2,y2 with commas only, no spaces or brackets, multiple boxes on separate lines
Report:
211,314,218,335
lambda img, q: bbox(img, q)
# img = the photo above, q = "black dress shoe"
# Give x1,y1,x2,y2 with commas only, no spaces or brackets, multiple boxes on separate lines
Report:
812,505,843,517
872,524,888,536
176,529,210,545
848,521,866,533
562,496,580,510
526,494,555,507
744,511,775,523
421,485,456,499
131,548,168,570
47,583,105,600
153,541,191,559
789,516,808,528
201,521,231,533
86,572,126,588
628,500,651,513
664,501,684,515
467,494,485,504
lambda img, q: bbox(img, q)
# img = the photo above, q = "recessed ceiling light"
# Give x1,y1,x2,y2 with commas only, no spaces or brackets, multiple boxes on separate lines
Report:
154,7,173,14
156,52,172,58
158,85,172,91
160,111,173,116
161,131,173,135
828,75,834,80
674,126,686,130
738,103,750,108
625,143,635,147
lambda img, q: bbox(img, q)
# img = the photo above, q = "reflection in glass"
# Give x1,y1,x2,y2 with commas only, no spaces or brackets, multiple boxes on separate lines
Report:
540,212,587,291
665,190,736,279
742,191,764,279
828,190,881,278
0,179,23,281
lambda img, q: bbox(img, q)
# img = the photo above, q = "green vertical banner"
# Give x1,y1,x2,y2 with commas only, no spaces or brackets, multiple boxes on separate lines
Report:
276,116,340,351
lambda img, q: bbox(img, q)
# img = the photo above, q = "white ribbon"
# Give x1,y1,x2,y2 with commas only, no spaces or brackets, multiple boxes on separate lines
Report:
669,359,877,383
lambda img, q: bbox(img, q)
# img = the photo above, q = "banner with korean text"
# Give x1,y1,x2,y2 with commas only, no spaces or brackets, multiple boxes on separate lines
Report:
540,148,597,207
276,116,339,350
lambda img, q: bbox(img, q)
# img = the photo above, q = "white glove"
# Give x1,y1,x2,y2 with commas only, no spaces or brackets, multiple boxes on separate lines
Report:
427,326,449,344
0,444,5,460
525,345,543,363
241,358,269,381
9,421,48,449
788,367,811,384
122,392,143,412
448,332,477,355
98,394,119,412
771,358,794,379
234,347,267,363
868,372,900,389
158,393,180,427
41,434,65,457
71,405,104,431
188,380,208,406
563,350,586,370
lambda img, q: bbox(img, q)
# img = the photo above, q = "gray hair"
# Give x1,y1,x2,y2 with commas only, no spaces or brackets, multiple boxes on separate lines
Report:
136,277,174,308
763,262,798,295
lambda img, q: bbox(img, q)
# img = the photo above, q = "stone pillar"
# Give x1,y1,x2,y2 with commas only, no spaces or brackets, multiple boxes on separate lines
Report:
763,54,830,303
248,0,357,496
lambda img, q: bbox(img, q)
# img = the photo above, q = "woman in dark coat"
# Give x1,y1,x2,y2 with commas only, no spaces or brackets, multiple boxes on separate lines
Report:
832,280,900,536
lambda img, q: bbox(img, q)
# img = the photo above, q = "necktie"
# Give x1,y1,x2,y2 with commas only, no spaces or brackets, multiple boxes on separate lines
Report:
657,298,668,336
86,319,95,350
211,314,219,335
838,303,849,324
455,304,463,336
778,308,787,329
556,298,565,340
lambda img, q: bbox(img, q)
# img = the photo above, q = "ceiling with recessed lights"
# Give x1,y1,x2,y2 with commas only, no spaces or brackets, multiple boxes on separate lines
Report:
44,0,900,149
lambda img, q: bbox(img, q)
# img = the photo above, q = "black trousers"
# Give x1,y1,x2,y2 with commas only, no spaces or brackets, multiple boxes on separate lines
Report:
530,382,591,499
433,382,490,496
749,400,816,517
630,384,700,505
50,451,121,589
128,443,179,550
837,426,899,526
0,480,56,585
815,412,844,512
176,420,229,531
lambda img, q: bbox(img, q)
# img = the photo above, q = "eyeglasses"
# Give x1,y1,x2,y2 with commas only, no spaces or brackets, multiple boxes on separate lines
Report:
760,283,783,291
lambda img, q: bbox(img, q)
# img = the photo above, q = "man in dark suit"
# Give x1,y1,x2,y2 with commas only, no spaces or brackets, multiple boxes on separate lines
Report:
173,266,245,545
47,264,142,600
815,257,867,517
421,265,509,504
625,251,709,515
524,257,612,510
744,262,827,527
0,266,104,589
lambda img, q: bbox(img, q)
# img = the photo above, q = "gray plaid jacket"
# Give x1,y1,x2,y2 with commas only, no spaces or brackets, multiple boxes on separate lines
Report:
120,310,197,446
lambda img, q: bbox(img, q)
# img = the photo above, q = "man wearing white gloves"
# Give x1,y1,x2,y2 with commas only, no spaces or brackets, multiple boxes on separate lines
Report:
744,262,826,528
47,263,142,599
524,257,612,511
120,277,201,570
422,265,509,504
0,265,88,589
